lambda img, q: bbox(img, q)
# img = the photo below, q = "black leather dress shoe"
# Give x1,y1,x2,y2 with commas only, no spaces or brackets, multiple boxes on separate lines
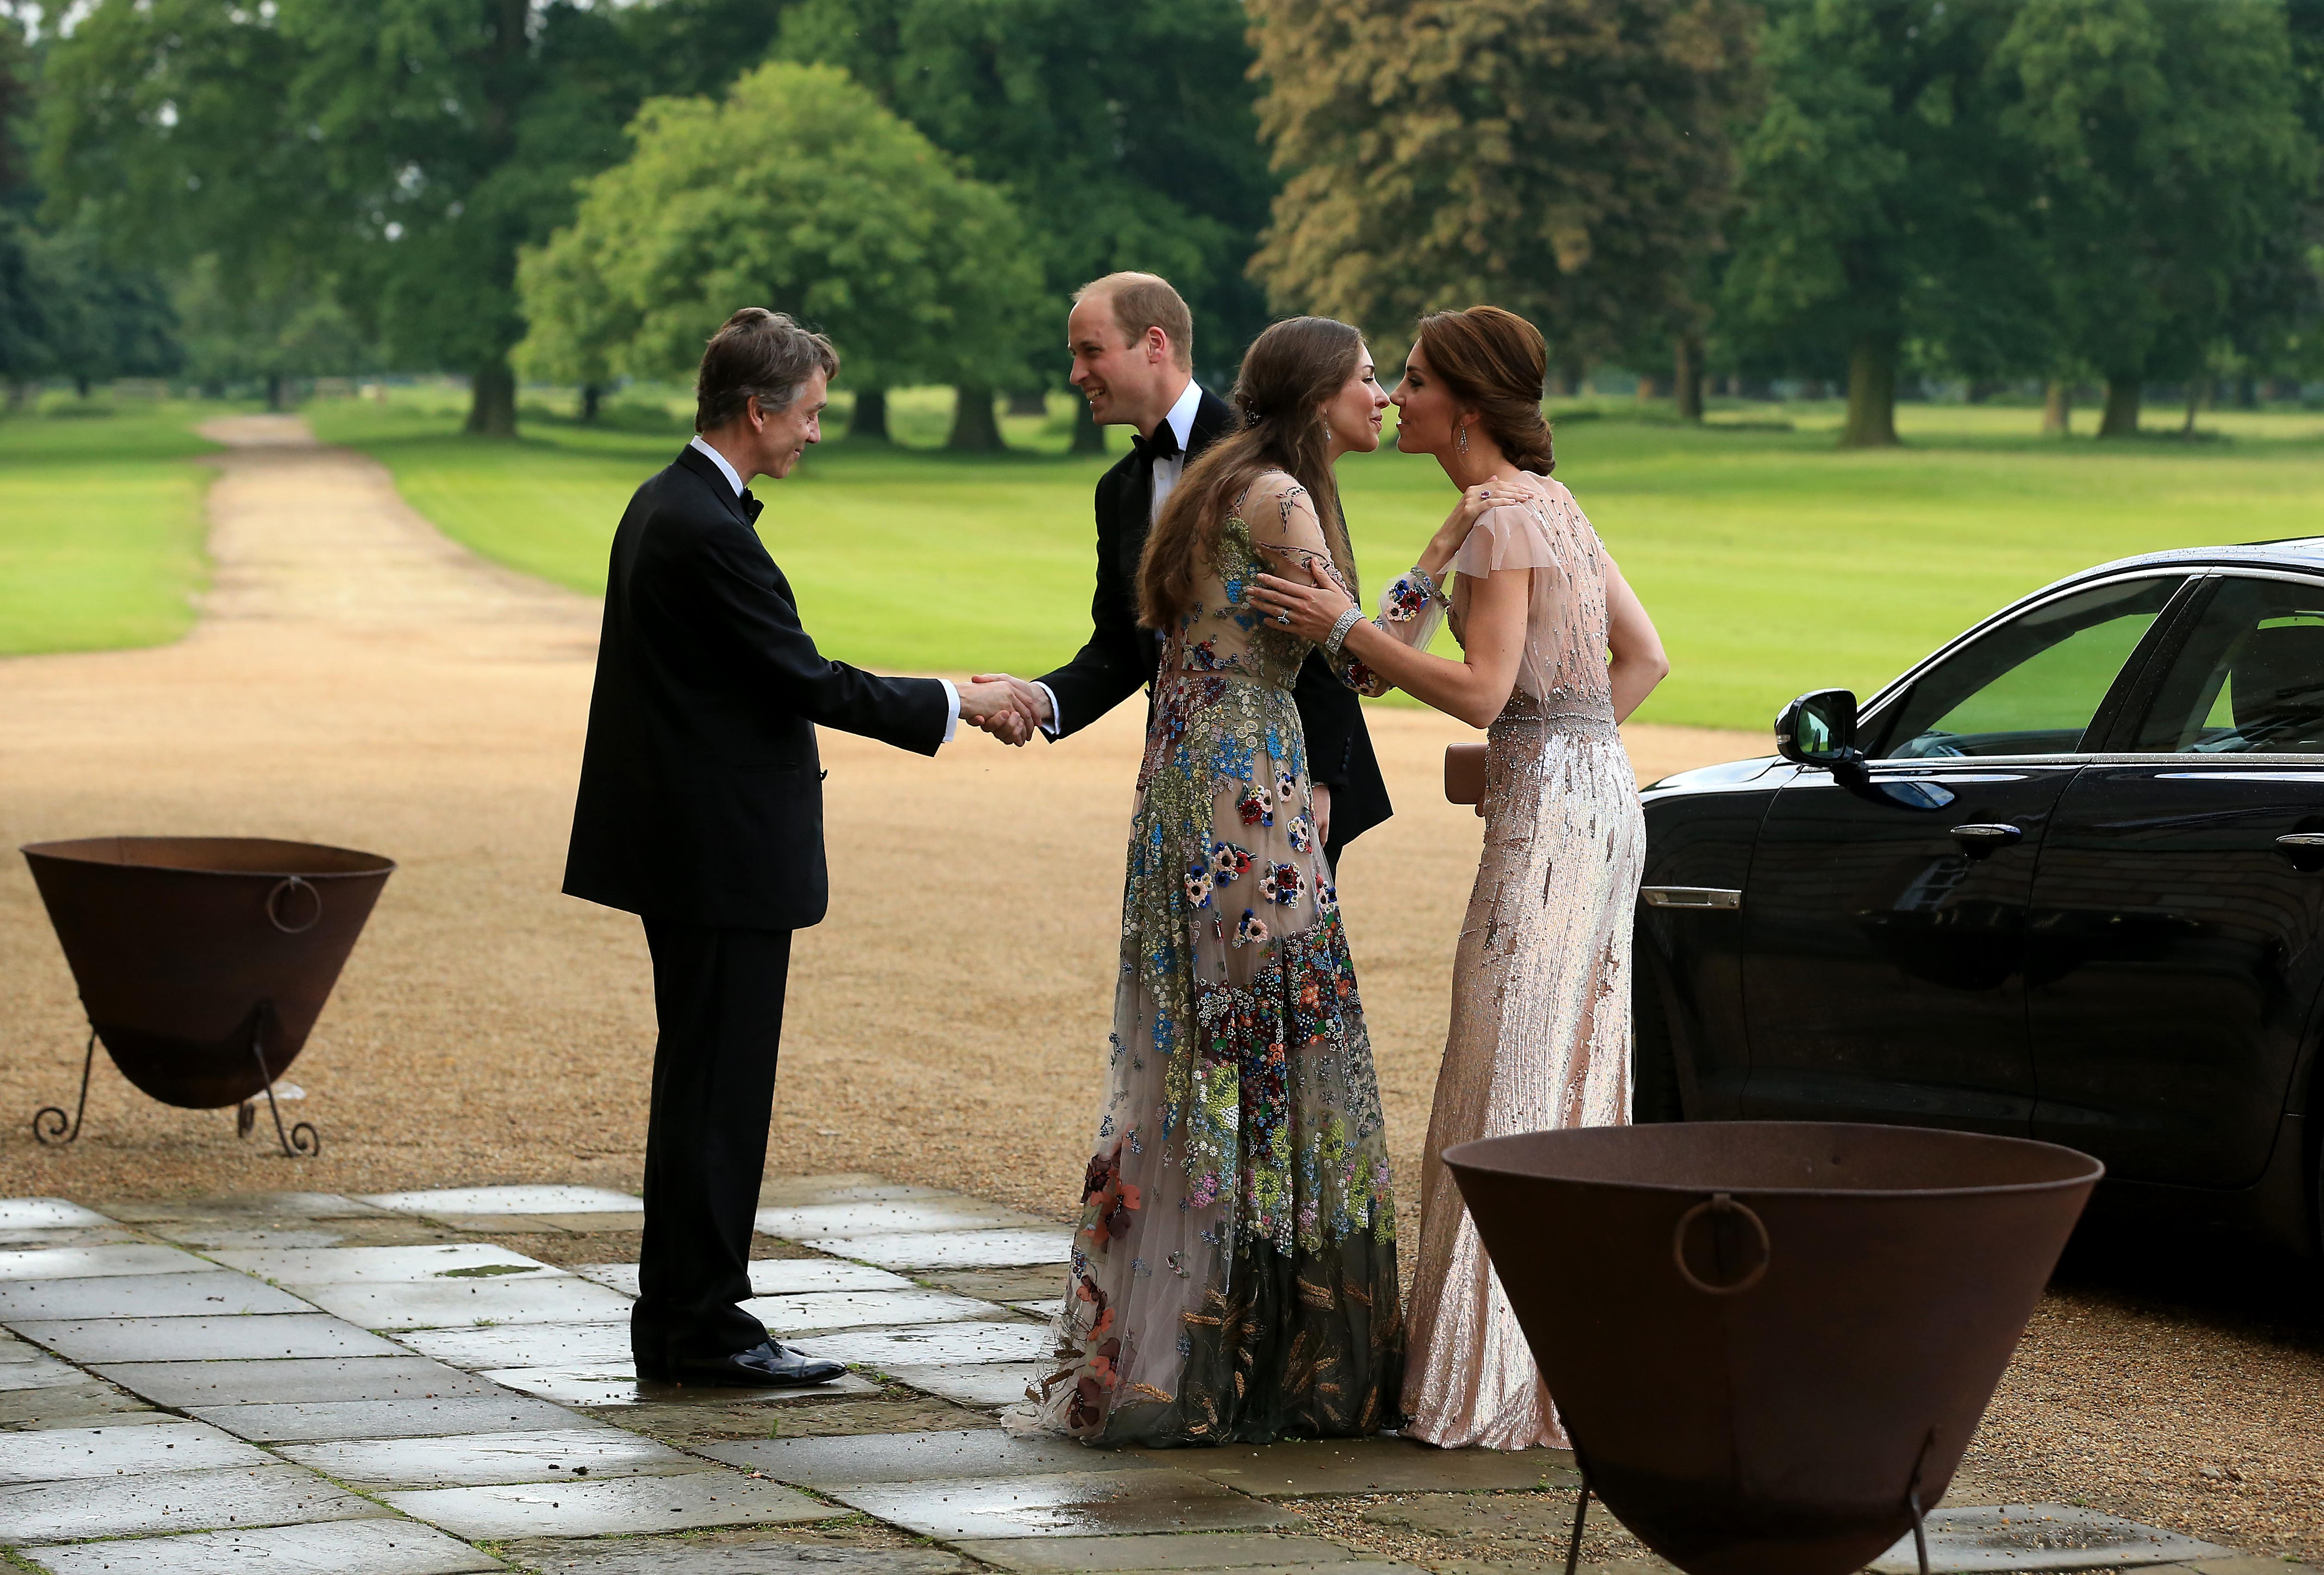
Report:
660,1340,845,1388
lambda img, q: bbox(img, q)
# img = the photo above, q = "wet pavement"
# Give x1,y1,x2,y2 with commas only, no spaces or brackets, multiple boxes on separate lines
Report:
0,1175,2300,1575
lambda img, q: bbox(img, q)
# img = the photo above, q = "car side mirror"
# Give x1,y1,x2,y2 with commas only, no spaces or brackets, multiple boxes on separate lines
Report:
1776,689,1865,774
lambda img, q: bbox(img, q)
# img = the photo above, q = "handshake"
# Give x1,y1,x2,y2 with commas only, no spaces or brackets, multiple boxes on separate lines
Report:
954,674,1052,747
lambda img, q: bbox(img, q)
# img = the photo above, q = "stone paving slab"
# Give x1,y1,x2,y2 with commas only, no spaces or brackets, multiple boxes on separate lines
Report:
0,1355,98,1393
1867,1505,2236,1572
753,1199,1049,1241
884,1362,1043,1409
190,1393,593,1442
482,1367,881,1406
159,1227,353,1250
0,1462,389,1543
213,1242,556,1283
0,1269,312,1321
0,1418,267,1480
576,1260,914,1298
1155,1435,1578,1497
365,1187,644,1217
827,1468,1297,1540
0,1380,157,1428
0,1244,202,1281
19,1519,501,1575
14,1312,404,1363
301,1273,633,1330
0,1232,145,1253
923,1268,1071,1304
790,1322,1051,1368
100,1193,386,1223
0,1202,111,1232
501,1533,970,1573
755,1176,948,1208
946,1535,1390,1574
821,1231,1072,1271
97,1354,503,1407
700,1427,1162,1485
753,1290,1014,1336
281,1424,702,1488
399,1320,632,1370
381,1469,843,1539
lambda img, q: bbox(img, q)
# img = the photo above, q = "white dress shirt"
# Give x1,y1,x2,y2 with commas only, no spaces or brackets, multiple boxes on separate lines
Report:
688,436,959,742
1034,378,1204,738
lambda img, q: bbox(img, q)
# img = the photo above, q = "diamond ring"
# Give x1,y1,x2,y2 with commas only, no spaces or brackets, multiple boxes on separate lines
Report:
1278,613,1291,625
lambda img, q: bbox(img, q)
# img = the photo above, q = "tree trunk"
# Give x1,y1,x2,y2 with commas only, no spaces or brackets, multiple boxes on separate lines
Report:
2041,380,2071,436
1674,336,1704,421
1635,372,1660,401
1071,396,1105,454
264,374,284,412
2098,378,2142,438
581,383,602,422
466,357,518,437
1007,389,1047,416
2182,379,2208,437
947,384,1002,451
2236,376,2259,410
850,388,890,441
74,374,92,400
1840,336,1899,448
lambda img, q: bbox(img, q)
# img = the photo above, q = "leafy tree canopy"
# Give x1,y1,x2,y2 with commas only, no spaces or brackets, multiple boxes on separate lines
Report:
1248,0,1759,373
516,61,1044,401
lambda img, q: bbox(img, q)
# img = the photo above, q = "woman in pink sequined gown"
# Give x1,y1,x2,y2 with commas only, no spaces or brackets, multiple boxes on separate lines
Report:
1251,306,1668,1450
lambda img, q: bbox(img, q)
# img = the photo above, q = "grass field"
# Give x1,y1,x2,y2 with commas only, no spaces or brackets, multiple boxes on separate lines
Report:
0,403,226,656
309,384,2324,732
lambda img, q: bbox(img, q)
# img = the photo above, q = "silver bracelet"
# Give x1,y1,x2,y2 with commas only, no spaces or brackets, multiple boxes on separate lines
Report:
1323,607,1365,659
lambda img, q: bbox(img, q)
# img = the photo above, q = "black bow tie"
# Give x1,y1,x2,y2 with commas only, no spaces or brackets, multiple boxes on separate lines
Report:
740,489,763,523
1134,423,1183,464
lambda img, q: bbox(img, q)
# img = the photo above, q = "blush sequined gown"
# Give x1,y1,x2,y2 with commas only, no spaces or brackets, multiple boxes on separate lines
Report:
1005,471,1403,1447
1385,483,1646,1450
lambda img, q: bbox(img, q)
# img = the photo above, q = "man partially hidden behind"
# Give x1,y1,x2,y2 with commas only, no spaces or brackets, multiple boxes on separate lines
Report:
980,273,1390,861
564,308,1030,1385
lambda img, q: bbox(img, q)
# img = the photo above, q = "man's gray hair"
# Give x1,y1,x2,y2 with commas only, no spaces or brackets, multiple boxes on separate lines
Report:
695,307,839,432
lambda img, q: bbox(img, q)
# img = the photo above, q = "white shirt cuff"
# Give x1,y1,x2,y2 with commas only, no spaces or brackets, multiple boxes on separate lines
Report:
941,679,961,744
1034,681,1062,739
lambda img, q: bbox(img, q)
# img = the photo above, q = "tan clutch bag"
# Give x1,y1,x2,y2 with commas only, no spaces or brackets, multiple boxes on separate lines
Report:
1445,743,1487,805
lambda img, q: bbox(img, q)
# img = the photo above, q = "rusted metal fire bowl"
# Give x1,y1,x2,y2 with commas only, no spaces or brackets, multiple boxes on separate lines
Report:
1445,1122,2102,1575
23,837,394,1110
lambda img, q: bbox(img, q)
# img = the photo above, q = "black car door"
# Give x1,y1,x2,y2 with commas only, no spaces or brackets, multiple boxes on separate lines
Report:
2029,571,2324,1186
1741,573,2187,1133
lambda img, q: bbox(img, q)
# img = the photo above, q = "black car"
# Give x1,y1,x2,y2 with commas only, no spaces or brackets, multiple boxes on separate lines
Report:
1635,540,2324,1254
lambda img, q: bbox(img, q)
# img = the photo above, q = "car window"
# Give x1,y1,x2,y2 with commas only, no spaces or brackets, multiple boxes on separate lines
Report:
2130,576,2324,753
1869,577,2180,760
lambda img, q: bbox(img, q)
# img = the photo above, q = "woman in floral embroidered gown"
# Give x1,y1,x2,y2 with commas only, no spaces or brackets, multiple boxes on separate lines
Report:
1252,306,1669,1451
1006,316,1418,1447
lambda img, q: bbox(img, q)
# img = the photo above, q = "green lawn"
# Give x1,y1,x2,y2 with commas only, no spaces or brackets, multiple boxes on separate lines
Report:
0,403,226,656
313,386,2324,732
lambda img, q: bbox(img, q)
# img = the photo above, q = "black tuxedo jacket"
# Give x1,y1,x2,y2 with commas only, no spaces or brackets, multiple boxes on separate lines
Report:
565,446,950,931
1036,388,1391,855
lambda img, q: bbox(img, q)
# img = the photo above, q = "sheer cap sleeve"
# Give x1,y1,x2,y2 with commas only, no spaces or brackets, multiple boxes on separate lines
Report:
1453,499,1564,578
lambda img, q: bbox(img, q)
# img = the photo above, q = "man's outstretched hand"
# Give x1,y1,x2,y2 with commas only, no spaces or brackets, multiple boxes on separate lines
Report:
957,677,1039,746
969,674,1053,747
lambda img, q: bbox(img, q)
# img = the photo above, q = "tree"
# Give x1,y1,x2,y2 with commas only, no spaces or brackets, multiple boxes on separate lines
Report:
515,62,1043,432
1247,0,1758,381
174,254,370,408
779,0,1275,446
1997,0,2318,437
1722,0,2046,447
26,222,182,395
39,0,655,436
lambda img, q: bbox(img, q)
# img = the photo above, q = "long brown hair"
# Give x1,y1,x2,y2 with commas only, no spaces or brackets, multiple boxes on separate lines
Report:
1412,306,1555,474
1139,315,1364,629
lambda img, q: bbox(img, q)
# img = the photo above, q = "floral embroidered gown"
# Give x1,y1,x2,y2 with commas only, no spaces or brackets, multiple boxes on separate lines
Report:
1008,471,1403,1447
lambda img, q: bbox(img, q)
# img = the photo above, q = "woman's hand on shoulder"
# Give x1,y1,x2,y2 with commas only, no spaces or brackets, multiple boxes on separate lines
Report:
1248,554,1355,642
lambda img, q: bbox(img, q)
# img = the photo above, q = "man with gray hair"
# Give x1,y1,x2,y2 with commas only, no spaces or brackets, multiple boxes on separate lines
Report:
565,307,1032,1387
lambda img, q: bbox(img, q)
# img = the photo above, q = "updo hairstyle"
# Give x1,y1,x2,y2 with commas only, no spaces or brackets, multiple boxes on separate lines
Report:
1412,305,1555,475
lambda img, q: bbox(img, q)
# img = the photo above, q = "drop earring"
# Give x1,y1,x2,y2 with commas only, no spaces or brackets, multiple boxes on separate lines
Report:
1455,421,1470,456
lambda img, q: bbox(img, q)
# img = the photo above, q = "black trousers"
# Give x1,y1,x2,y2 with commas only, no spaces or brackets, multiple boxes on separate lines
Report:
635,918,791,1368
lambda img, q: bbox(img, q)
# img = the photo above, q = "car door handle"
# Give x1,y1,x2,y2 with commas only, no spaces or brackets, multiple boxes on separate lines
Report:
1949,823,2024,857
2275,833,2324,871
